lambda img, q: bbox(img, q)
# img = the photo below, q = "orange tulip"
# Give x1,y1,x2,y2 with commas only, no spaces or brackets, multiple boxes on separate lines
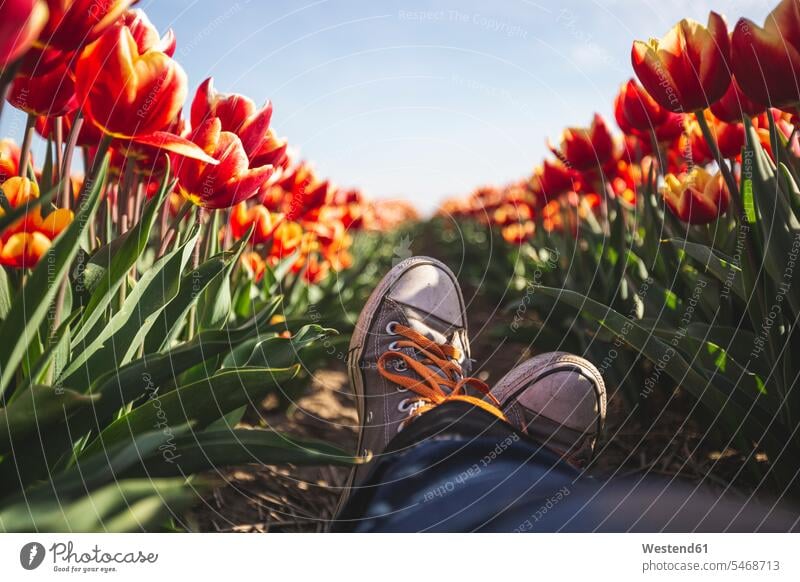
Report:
241,251,266,283
39,0,133,51
270,220,303,258
493,203,533,226
663,167,730,225
174,118,275,209
0,139,21,183
0,232,52,268
230,201,280,244
0,176,73,268
1,176,42,236
632,12,731,112
0,0,48,67
550,114,614,172
501,221,534,244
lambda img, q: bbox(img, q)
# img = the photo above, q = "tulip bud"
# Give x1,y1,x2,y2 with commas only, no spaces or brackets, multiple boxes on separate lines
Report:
632,12,731,112
663,167,730,224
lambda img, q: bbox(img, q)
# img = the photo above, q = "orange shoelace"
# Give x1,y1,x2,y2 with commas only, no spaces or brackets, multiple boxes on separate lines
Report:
377,323,507,424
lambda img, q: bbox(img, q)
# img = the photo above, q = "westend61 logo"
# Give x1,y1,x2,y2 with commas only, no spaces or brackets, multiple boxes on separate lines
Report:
19,541,158,573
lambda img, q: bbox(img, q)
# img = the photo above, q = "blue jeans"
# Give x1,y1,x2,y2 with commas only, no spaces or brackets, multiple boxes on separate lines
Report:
333,402,798,532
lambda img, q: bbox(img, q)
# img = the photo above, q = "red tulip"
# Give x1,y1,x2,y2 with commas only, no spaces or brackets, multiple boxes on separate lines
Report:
7,50,77,116
731,0,800,109
0,0,48,67
250,129,289,170
173,117,274,209
632,12,731,112
532,159,575,198
74,25,214,164
710,75,766,122
190,77,274,160
663,167,730,224
550,114,614,172
122,9,176,56
614,79,670,133
38,0,134,51
75,25,184,138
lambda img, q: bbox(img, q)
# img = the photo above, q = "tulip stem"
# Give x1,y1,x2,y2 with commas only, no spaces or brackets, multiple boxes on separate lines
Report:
18,113,36,178
648,129,665,176
694,111,738,199
60,115,84,210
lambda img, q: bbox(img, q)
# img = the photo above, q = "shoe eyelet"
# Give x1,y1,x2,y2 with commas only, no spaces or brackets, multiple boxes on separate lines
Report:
394,360,408,372
388,341,400,351
397,398,412,412
386,321,399,335
396,386,408,393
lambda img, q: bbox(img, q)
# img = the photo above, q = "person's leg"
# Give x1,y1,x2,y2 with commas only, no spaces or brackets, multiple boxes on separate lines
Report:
337,256,504,514
333,255,606,527
333,256,797,531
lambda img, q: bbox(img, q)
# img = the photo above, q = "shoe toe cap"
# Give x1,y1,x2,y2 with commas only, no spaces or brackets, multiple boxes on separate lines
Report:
387,263,464,327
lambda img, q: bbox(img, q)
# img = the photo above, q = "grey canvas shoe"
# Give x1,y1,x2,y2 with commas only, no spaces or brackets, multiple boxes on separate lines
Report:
339,256,502,512
490,352,607,465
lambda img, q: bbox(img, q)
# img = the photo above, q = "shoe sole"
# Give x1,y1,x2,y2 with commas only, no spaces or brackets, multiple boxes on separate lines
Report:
330,256,468,525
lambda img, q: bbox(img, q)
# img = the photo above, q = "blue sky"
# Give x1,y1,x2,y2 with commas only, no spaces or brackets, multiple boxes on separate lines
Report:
3,0,776,212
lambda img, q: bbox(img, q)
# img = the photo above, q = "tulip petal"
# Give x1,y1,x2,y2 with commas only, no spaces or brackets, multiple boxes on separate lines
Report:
133,131,220,164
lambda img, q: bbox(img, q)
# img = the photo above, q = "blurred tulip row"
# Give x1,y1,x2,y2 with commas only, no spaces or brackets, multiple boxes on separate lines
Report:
435,0,800,496
0,1,417,532
0,0,418,280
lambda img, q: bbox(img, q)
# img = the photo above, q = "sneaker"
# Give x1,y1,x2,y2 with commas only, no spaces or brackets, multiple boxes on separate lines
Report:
340,256,504,506
489,352,606,465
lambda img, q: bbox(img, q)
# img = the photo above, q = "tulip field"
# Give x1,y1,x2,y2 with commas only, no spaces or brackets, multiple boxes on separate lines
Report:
0,0,799,532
